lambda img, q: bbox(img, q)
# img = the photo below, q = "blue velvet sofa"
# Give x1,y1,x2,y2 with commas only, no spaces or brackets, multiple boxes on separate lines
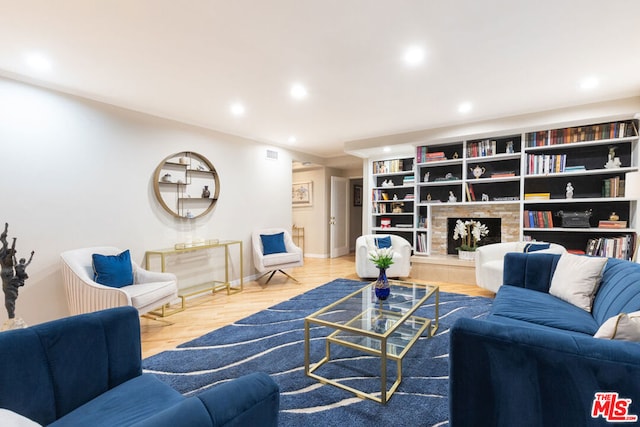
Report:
0,306,280,426
450,253,640,426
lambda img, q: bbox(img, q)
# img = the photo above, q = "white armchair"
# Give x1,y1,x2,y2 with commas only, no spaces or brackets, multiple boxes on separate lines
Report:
60,246,178,316
252,228,304,283
475,241,566,293
356,234,412,279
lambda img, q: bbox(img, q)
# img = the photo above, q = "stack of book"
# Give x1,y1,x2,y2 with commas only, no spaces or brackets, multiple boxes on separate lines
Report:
602,177,625,198
585,234,635,260
490,171,516,178
524,193,551,200
416,232,428,253
549,121,638,145
373,159,409,174
598,220,627,229
523,210,554,228
402,175,415,185
416,148,446,163
372,202,387,214
467,139,497,158
526,154,567,174
525,130,549,147
526,120,638,147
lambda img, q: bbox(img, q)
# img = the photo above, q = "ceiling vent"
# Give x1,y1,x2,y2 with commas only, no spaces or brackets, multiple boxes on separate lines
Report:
266,149,278,160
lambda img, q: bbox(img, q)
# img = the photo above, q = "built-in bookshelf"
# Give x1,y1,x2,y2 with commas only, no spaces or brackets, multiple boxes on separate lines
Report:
367,116,639,260
370,157,415,246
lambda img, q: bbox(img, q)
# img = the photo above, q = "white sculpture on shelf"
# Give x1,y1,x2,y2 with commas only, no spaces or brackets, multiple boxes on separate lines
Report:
604,146,622,169
566,182,574,199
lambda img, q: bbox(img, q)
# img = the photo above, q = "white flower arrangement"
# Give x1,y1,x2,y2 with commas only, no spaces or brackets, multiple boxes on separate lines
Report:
453,219,489,251
368,247,395,269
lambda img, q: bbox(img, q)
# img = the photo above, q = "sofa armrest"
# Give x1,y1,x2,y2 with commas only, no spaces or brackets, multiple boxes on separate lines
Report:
197,372,280,427
133,372,279,427
134,266,177,284
450,317,640,427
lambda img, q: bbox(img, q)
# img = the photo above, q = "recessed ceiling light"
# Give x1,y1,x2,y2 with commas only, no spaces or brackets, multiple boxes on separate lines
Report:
580,76,599,90
458,102,472,113
288,136,297,144
383,146,391,153
230,102,245,116
23,52,52,72
290,83,307,99
403,46,425,66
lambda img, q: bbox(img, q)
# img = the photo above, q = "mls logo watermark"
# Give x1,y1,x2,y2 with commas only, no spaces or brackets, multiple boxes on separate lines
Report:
591,392,638,423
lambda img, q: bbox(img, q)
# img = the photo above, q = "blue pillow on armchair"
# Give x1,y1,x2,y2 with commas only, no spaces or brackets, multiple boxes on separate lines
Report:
261,232,287,255
524,242,551,253
92,250,134,288
375,236,392,249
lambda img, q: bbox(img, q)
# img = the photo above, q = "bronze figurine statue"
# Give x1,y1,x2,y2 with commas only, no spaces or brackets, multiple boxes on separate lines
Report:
1,223,35,320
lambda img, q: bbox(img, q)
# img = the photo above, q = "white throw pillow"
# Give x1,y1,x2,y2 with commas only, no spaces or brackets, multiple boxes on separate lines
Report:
0,409,41,427
594,311,640,341
549,253,607,312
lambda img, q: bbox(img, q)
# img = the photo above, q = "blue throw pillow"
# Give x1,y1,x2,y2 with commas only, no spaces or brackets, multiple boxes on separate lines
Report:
92,250,134,288
261,232,287,255
375,236,392,249
524,242,551,253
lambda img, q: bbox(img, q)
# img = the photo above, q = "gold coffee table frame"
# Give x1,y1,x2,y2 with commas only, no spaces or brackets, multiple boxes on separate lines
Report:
304,280,439,404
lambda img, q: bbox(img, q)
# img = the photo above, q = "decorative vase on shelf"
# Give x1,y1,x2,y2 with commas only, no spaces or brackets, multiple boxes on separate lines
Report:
202,185,210,198
458,249,476,261
374,268,391,300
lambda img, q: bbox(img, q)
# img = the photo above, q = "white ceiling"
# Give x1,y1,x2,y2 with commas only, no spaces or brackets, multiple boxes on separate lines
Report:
1,1,639,160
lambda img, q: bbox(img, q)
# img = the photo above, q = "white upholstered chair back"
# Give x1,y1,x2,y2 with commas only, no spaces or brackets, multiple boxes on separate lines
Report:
60,246,178,316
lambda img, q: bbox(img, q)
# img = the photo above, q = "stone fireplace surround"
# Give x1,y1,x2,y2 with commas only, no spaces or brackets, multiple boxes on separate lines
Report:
411,203,520,286
431,204,520,256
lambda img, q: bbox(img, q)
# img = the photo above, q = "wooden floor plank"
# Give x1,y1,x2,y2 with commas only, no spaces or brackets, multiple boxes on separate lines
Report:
140,254,494,358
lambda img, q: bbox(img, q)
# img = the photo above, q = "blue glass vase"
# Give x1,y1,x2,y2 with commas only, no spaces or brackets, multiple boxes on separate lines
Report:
374,268,390,301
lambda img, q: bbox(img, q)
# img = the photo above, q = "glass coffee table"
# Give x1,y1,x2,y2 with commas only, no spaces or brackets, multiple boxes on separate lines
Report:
304,280,439,404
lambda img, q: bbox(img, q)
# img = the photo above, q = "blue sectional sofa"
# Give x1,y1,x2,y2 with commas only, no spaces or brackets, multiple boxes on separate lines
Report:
450,253,640,427
0,306,280,426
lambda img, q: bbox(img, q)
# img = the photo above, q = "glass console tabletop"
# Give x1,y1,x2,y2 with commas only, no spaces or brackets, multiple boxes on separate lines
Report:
304,280,439,404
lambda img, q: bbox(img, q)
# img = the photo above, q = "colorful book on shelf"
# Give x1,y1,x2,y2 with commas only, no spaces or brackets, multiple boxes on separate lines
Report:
564,165,586,172
598,220,627,229
585,234,635,260
422,151,446,162
491,171,516,178
524,193,550,200
602,177,624,198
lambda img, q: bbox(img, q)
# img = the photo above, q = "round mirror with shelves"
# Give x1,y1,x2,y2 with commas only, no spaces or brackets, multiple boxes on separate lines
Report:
153,151,219,219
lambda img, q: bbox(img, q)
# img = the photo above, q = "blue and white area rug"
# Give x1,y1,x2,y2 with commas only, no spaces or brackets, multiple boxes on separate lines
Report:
143,279,492,426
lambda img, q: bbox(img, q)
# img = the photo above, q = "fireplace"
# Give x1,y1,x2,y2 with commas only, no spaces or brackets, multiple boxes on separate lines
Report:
447,217,502,255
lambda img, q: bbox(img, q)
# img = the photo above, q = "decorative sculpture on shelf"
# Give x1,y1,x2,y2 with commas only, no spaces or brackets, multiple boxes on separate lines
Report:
1,223,34,330
566,182,574,199
604,146,622,169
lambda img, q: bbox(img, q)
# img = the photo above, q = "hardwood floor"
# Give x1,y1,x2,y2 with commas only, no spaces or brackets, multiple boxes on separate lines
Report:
140,254,494,358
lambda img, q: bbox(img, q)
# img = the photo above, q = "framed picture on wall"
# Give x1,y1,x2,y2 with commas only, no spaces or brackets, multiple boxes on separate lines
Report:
353,184,362,206
292,181,313,207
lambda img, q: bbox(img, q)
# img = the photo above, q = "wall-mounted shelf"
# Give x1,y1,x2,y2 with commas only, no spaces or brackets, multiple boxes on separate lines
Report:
153,151,220,219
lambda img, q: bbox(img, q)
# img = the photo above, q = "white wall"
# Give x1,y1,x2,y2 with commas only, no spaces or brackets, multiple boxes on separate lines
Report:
292,167,326,257
0,77,294,325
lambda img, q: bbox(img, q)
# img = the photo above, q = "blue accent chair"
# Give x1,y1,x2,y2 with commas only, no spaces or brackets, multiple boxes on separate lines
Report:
0,306,280,426
450,253,640,426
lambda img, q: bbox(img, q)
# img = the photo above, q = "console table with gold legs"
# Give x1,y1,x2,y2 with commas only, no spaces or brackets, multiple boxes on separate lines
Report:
145,239,243,316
